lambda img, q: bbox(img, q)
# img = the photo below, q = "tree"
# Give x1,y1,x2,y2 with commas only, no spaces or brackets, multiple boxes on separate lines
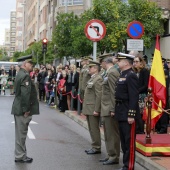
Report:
52,12,79,58
108,0,164,51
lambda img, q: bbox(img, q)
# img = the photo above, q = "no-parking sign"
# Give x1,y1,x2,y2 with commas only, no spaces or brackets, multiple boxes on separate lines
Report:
84,19,106,42
127,21,144,39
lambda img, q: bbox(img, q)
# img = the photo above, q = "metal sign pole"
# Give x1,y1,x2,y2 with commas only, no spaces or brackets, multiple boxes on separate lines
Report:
93,42,97,61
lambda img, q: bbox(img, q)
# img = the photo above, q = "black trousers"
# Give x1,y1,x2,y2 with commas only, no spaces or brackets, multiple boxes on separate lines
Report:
39,88,45,101
118,121,136,170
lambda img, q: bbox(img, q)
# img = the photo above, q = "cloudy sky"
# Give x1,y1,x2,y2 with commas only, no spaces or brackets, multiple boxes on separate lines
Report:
0,0,16,45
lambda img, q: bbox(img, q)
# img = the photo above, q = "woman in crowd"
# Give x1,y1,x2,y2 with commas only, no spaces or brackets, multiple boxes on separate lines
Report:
8,65,16,95
0,70,8,95
57,70,68,112
133,55,150,134
44,69,54,103
65,64,79,110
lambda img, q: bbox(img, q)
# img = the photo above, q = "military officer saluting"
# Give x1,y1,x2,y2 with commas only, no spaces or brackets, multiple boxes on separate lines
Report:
79,56,91,100
82,60,103,154
114,53,139,170
11,60,40,163
100,57,120,165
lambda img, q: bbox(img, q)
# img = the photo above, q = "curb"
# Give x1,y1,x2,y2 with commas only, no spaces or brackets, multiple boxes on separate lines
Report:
64,110,166,170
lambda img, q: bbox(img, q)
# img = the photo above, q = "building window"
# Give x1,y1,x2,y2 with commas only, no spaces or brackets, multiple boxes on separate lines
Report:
61,0,83,6
164,19,169,35
121,0,128,3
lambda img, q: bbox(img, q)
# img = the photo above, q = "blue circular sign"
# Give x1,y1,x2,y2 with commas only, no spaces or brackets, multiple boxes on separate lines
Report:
127,21,144,39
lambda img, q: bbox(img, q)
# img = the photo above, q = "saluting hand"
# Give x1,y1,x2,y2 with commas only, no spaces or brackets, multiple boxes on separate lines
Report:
128,117,134,124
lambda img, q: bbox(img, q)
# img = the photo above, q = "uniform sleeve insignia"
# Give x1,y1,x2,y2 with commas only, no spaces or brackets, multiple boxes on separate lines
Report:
119,78,126,81
25,82,29,86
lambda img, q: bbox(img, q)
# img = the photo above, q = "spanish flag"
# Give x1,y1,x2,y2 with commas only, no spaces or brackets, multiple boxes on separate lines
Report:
144,35,166,128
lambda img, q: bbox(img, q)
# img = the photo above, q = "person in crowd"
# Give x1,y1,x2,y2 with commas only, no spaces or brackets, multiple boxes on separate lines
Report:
8,65,16,95
15,65,20,76
133,55,150,134
65,64,79,110
57,70,68,112
100,57,120,165
83,60,102,155
37,66,47,101
0,70,8,95
30,68,39,99
142,55,150,70
115,52,139,170
48,78,56,106
44,69,54,103
11,60,39,163
55,66,63,84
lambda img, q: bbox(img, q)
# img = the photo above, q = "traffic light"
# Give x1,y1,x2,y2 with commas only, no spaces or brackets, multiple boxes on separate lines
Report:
42,38,48,53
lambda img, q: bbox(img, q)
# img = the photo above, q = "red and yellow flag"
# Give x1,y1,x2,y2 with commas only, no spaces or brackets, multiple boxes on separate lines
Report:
143,35,166,128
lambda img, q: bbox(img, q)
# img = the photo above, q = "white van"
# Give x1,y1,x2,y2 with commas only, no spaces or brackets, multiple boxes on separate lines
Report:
0,61,18,73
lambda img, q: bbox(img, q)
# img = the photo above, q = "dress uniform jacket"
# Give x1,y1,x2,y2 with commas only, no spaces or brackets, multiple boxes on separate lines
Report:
101,67,120,115
115,68,139,121
82,74,102,115
115,68,139,170
11,68,40,116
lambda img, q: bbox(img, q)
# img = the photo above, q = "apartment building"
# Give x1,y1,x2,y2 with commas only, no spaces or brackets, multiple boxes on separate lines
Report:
10,11,16,57
4,29,10,57
16,0,24,52
22,0,92,51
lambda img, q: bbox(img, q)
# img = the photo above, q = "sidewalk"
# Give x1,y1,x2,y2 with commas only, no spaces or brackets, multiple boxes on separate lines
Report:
64,110,169,170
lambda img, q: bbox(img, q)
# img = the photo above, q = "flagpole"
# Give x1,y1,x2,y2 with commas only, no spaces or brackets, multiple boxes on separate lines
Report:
145,88,152,144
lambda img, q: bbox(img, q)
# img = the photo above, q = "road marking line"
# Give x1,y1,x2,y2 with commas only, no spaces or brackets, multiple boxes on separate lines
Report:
28,126,36,139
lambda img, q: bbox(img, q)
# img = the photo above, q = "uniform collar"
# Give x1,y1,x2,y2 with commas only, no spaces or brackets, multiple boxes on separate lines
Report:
121,68,132,75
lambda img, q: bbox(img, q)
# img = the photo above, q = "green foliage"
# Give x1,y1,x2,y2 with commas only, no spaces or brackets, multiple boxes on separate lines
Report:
0,48,10,61
52,12,79,58
108,0,164,50
16,0,165,60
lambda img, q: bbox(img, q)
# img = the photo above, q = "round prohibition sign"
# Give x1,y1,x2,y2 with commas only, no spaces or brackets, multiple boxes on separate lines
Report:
84,19,106,42
127,21,144,39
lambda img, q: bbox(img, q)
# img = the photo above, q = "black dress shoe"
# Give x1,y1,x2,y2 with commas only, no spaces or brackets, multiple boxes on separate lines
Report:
85,148,92,153
99,158,109,162
103,160,119,165
86,149,101,154
15,157,33,163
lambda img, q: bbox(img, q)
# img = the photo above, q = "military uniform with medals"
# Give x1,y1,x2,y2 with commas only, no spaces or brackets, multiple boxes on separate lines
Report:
82,61,102,154
115,53,139,170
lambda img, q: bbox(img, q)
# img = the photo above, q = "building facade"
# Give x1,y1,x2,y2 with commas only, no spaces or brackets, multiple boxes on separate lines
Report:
10,11,16,57
16,0,24,52
21,0,92,51
4,29,10,57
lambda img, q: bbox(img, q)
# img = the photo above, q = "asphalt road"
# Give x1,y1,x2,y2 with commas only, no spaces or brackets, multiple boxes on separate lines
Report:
0,93,146,170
